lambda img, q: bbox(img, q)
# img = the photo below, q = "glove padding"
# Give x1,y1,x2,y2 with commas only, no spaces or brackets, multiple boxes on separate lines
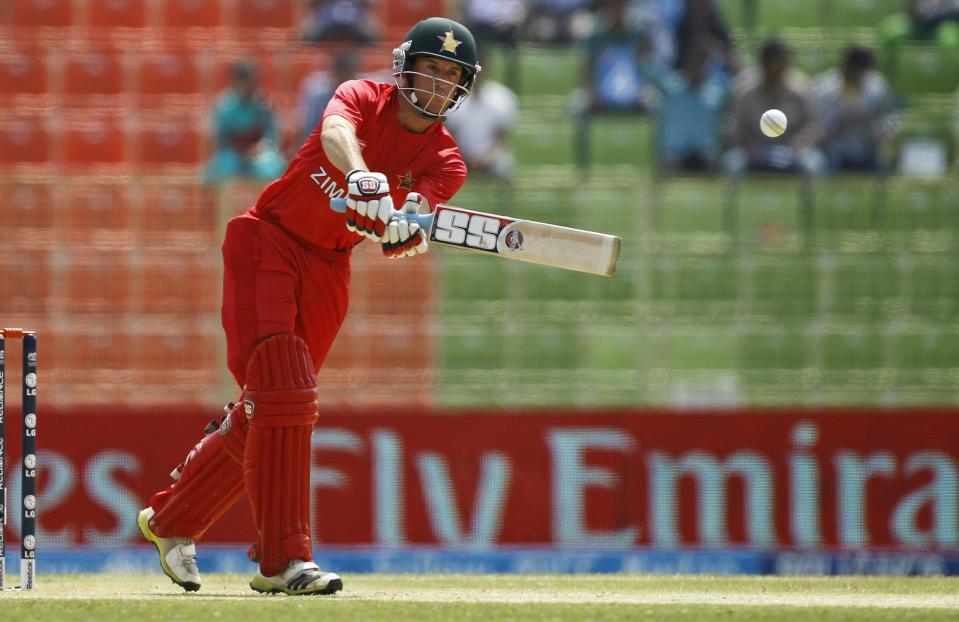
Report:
382,192,430,259
345,170,393,242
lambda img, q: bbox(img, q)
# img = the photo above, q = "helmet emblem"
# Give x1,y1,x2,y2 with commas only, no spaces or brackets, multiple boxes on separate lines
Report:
437,31,461,55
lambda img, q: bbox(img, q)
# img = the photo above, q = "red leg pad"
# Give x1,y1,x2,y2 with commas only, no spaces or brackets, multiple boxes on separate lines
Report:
242,334,319,577
150,403,250,540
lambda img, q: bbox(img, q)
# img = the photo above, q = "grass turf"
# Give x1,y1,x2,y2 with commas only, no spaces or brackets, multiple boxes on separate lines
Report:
1,574,958,621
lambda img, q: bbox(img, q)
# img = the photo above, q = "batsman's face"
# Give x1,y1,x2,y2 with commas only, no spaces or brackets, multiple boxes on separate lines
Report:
410,57,465,114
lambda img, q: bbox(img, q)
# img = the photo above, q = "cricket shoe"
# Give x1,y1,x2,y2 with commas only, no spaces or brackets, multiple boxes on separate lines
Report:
250,559,343,596
137,507,201,592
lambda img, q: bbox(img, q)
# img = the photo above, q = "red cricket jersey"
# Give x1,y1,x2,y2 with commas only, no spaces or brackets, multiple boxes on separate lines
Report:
250,79,467,252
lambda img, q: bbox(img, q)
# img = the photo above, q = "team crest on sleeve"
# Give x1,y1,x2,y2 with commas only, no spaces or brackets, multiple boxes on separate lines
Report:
398,171,415,189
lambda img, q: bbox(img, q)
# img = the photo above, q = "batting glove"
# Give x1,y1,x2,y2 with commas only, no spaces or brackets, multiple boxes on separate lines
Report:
382,192,429,259
345,170,393,242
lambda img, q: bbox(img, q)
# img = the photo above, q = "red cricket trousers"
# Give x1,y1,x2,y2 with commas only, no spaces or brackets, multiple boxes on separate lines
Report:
222,213,351,386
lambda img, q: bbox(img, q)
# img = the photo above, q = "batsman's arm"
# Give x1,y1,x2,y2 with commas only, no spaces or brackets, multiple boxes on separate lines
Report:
320,114,368,175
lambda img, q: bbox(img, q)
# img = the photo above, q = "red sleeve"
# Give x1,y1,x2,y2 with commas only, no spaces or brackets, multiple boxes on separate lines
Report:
321,79,379,128
414,137,467,209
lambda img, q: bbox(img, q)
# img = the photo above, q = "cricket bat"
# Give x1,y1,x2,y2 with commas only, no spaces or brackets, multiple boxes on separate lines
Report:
330,199,620,276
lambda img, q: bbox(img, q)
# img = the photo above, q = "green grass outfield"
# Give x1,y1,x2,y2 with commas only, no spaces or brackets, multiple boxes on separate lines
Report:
2,574,958,621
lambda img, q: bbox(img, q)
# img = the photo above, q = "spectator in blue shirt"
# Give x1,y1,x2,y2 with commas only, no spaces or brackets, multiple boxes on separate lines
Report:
579,0,671,112
572,0,673,170
204,62,286,184
641,39,730,173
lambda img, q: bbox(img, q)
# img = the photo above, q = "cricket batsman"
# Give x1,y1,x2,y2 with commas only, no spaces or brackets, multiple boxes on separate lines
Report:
137,17,480,595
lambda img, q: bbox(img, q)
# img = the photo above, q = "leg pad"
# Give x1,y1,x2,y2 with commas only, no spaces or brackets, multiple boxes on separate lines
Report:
242,334,319,576
150,403,250,539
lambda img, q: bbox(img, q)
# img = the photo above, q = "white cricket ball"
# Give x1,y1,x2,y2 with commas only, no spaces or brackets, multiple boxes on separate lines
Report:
760,109,787,138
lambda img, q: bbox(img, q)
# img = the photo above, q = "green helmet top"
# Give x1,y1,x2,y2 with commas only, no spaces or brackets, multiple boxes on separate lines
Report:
400,17,479,78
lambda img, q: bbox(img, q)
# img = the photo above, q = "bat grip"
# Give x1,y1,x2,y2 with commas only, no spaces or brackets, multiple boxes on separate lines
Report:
330,197,433,230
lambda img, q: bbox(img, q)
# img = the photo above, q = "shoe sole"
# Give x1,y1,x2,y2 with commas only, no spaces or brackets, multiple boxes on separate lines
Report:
250,576,343,596
137,509,201,593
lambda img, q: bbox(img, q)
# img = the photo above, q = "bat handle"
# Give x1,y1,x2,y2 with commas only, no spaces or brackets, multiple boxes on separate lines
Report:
330,197,433,230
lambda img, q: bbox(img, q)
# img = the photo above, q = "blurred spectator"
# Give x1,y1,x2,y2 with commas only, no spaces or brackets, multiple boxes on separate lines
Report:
880,0,959,62
572,0,672,169
722,40,824,176
810,46,898,173
461,0,526,89
205,62,286,184
577,0,671,113
640,39,730,173
652,0,685,28
298,50,362,146
462,0,526,48
525,0,593,45
673,0,739,78
301,0,380,44
445,56,519,183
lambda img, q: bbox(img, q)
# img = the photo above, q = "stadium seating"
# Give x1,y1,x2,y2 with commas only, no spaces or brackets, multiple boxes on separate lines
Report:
740,327,810,370
135,250,220,315
753,0,825,30
650,177,732,254
822,0,901,28
61,115,128,170
2,178,57,234
2,0,956,408
749,256,818,320
235,0,296,30
889,44,959,95
825,254,901,319
582,116,654,169
0,115,53,167
59,177,134,244
61,48,127,106
517,47,580,96
160,0,221,31
134,178,217,249
0,48,50,107
0,248,51,315
87,0,149,30
11,0,74,29
895,325,959,370
135,116,207,168
52,248,134,314
134,47,207,108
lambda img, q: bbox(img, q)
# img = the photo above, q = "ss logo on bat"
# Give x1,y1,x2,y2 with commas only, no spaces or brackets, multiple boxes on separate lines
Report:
432,208,501,251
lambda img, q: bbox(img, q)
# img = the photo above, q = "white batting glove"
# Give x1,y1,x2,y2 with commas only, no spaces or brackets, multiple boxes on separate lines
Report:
382,192,430,259
345,170,393,242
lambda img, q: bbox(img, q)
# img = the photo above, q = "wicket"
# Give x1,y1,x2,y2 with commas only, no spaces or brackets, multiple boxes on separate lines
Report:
0,328,37,591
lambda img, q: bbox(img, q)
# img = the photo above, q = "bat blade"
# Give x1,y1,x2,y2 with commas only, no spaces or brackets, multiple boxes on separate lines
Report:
329,199,621,276
496,218,621,276
428,205,620,276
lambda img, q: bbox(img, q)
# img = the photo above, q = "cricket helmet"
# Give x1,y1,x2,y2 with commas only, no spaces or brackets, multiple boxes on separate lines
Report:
393,17,481,118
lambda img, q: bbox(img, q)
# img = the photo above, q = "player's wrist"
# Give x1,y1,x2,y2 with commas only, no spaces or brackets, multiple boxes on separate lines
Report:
346,169,368,182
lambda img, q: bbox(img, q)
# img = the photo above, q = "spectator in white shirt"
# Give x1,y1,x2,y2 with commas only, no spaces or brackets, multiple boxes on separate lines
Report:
445,56,519,183
810,45,898,173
